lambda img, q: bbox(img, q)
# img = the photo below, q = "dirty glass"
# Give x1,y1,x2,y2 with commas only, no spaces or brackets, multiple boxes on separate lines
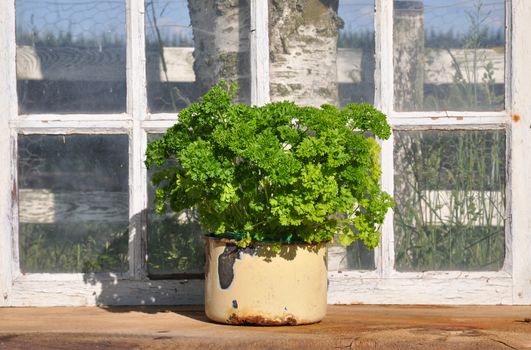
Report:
15,0,126,114
394,130,506,271
328,240,376,271
338,0,375,106
146,134,205,276
393,0,505,111
269,0,375,107
18,135,129,273
145,0,251,113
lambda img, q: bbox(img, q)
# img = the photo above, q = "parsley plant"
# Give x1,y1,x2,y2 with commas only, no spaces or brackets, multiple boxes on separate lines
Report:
145,82,393,249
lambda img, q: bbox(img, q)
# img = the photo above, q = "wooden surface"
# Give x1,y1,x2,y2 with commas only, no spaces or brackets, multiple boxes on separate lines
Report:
0,305,530,349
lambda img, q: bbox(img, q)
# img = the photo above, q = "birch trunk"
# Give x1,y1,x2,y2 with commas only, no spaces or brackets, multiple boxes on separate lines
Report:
393,0,424,111
393,1,425,270
188,0,251,103
268,0,342,106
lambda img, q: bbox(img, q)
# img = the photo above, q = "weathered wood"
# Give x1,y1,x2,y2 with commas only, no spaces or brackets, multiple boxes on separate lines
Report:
510,0,531,305
328,271,513,305
375,0,394,279
18,189,128,224
0,0,16,307
10,276,204,306
250,0,270,105
128,0,149,280
6,271,513,306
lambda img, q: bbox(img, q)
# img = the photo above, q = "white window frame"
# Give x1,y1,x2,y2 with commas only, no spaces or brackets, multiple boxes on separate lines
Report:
1,0,530,307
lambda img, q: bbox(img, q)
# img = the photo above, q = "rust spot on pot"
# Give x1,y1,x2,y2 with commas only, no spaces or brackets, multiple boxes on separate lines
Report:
227,313,298,326
512,114,521,122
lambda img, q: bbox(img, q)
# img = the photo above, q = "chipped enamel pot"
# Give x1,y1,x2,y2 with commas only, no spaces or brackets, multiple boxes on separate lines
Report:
204,236,328,325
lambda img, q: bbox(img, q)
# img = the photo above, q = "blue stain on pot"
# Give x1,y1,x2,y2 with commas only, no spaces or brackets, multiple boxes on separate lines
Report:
218,246,239,289
218,245,256,289
232,300,238,309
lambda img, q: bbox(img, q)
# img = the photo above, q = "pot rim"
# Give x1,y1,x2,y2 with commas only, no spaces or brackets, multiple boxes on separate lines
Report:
203,233,329,247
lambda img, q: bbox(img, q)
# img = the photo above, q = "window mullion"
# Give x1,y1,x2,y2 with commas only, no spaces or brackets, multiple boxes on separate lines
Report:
375,0,395,279
127,0,148,280
510,0,531,304
250,0,270,106
0,0,17,306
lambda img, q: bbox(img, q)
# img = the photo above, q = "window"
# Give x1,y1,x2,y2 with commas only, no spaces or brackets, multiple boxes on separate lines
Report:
2,0,530,306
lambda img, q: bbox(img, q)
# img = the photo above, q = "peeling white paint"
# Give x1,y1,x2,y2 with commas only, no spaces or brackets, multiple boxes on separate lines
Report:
1,0,529,307
510,0,531,305
0,0,16,307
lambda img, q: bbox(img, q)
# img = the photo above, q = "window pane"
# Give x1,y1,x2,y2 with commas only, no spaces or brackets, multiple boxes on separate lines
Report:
328,240,376,271
394,130,506,271
146,0,251,113
146,134,204,276
18,135,129,273
338,0,375,106
393,0,505,111
269,0,375,107
16,0,126,113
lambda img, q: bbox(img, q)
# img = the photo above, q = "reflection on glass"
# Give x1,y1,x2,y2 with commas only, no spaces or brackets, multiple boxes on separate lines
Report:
328,239,375,271
146,134,205,276
338,0,375,106
393,0,505,111
268,1,374,107
145,0,250,112
18,135,129,273
394,130,506,271
16,0,126,113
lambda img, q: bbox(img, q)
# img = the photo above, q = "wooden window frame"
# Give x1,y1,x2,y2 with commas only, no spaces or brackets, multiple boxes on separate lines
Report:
1,0,530,306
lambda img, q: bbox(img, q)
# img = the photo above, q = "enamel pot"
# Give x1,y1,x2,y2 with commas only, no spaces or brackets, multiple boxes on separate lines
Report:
204,236,328,325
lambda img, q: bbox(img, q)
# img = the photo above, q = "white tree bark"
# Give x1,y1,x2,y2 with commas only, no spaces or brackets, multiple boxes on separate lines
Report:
188,0,251,103
268,0,342,106
393,0,424,111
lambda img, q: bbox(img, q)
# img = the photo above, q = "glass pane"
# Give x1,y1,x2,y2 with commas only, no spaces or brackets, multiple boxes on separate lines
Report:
147,134,205,276
146,0,251,113
269,1,375,107
393,0,505,111
328,240,375,271
338,0,375,106
18,135,129,273
16,0,126,113
394,130,506,271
